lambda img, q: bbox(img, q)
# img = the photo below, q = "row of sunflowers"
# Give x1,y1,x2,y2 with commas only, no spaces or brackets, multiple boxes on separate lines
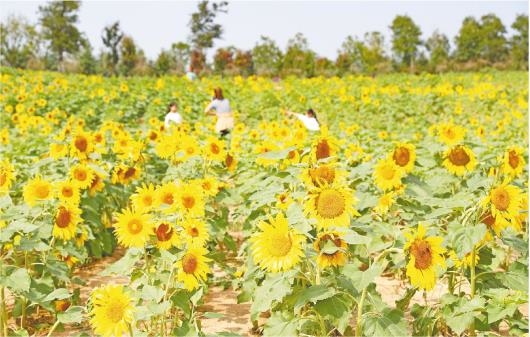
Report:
0,67,527,336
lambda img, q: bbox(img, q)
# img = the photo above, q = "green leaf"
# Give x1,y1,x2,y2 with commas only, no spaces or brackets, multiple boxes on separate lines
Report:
101,249,141,276
363,308,408,337
450,223,487,258
314,293,351,319
443,297,485,335
203,312,224,319
342,230,371,245
140,285,165,303
251,272,294,320
57,306,84,324
43,288,71,302
342,261,386,291
263,311,298,337
171,290,191,318
4,268,31,293
293,285,336,313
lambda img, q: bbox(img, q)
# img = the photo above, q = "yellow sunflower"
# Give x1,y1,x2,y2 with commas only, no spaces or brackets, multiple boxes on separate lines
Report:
373,158,404,191
176,183,205,218
89,285,135,337
52,204,82,241
70,129,94,159
314,231,348,268
390,142,416,173
481,181,523,225
305,184,359,230
275,191,294,211
404,224,446,291
49,143,68,159
88,171,105,196
501,146,525,178
23,176,53,206
449,250,480,269
180,219,210,246
374,192,396,216
156,181,179,212
111,163,141,185
114,208,153,248
301,163,346,189
155,135,178,159
131,183,157,211
176,246,211,291
70,164,95,189
480,210,509,237
310,126,340,163
55,180,81,206
153,222,179,250
442,145,477,176
0,159,15,194
224,152,238,172
437,122,465,145
249,212,305,272
197,176,221,197
205,136,226,161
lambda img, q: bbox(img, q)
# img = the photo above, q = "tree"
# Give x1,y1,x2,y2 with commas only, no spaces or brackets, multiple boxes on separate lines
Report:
119,36,138,76
426,30,450,71
390,15,422,72
188,1,228,52
234,49,253,76
213,47,235,75
0,14,39,68
170,42,191,74
189,49,206,74
38,0,83,69
336,32,387,75
314,57,335,77
78,38,97,74
479,14,508,63
252,36,282,76
154,49,173,76
454,17,482,62
510,14,529,70
102,21,123,75
282,33,315,77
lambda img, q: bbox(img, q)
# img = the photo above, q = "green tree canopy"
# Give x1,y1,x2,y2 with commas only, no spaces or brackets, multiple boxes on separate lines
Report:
390,15,422,71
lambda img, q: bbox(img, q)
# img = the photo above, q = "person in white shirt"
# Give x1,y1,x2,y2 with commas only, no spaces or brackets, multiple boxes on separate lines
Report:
204,87,234,136
284,108,320,131
164,101,183,129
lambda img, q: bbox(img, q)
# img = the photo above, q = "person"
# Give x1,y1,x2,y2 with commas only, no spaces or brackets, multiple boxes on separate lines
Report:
284,108,320,131
204,87,234,136
164,101,183,128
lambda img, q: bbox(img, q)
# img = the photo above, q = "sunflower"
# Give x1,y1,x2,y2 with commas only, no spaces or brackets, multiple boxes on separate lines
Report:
70,130,94,159
49,143,68,159
131,183,157,211
275,191,294,211
114,208,153,248
156,181,179,212
88,171,105,196
153,222,179,250
179,135,201,160
23,176,53,206
314,231,348,268
373,158,404,191
437,122,465,145
197,176,220,197
374,192,396,215
0,159,15,194
176,246,211,291
56,180,81,205
481,182,523,225
205,136,226,161
52,204,82,241
390,142,416,173
111,163,141,185
501,146,525,178
89,285,135,337
155,135,178,159
480,210,509,237
449,250,480,269
70,164,95,189
302,163,345,189
442,145,477,176
224,152,238,172
180,219,210,246
310,126,340,163
249,212,305,272
305,184,359,230
404,224,446,291
176,183,205,217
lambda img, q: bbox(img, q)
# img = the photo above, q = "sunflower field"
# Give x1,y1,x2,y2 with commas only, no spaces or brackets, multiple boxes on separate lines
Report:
0,67,528,337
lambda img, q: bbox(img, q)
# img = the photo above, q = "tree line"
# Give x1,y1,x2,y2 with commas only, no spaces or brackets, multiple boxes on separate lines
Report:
1,0,528,77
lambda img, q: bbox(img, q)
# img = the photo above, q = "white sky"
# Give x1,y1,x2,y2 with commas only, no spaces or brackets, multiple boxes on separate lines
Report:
0,1,528,60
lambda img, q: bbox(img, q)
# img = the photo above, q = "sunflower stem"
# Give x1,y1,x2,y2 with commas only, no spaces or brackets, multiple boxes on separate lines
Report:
128,322,134,337
355,286,368,337
45,319,60,337
469,245,477,337
0,286,8,337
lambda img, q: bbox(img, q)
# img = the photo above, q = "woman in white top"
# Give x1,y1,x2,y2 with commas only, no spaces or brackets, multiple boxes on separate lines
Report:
285,108,320,131
164,101,183,129
204,87,234,136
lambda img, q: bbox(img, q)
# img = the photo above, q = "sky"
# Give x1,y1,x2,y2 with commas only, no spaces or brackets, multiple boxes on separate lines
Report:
0,1,528,60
